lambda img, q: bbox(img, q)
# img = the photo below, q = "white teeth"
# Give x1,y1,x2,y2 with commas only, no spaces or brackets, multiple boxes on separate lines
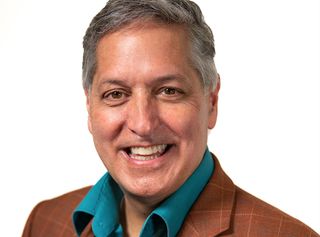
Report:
130,144,167,155
129,144,167,161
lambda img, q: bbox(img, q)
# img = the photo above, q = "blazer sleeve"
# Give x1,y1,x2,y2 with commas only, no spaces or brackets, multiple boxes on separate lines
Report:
20,187,90,237
21,202,44,237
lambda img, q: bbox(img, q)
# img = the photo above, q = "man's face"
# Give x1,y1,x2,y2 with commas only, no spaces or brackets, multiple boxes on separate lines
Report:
86,22,219,204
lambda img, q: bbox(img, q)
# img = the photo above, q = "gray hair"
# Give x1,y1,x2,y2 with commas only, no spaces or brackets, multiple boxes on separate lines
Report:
82,0,218,91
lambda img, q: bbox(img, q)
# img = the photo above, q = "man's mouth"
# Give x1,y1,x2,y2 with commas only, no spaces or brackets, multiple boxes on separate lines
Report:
124,144,171,161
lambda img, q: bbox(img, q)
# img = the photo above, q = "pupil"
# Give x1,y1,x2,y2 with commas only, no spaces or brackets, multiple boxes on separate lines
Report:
166,88,175,94
112,91,121,98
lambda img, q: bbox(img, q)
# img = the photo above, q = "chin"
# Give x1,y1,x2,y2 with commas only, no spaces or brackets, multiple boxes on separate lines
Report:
120,178,175,204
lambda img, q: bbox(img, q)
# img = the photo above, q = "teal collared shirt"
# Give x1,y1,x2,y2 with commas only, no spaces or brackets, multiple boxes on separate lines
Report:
73,149,214,237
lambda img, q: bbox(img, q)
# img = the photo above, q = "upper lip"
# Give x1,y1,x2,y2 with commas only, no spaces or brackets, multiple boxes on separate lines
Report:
119,143,172,149
129,144,167,148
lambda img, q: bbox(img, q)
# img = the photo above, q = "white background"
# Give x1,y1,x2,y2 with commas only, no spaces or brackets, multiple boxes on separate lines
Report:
0,0,319,236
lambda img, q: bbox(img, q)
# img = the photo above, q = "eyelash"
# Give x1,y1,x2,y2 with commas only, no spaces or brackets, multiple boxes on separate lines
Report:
102,87,184,105
103,89,129,100
159,87,184,97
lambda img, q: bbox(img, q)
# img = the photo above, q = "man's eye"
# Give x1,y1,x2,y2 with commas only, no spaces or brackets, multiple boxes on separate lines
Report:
159,87,184,100
103,90,127,100
110,91,123,99
163,87,177,95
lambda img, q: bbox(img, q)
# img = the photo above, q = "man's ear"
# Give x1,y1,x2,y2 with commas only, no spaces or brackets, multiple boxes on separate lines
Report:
85,89,93,134
208,75,220,129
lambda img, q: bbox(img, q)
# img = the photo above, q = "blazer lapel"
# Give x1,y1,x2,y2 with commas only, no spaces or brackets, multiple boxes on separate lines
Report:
178,155,236,237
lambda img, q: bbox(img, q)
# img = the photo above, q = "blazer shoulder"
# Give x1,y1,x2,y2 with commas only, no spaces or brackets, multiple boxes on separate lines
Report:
22,186,92,237
230,186,319,236
40,186,92,207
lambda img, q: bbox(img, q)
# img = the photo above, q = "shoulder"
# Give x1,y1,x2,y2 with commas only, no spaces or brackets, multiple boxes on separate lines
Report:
22,186,91,237
180,155,319,237
31,186,92,220
231,186,319,236
36,186,91,210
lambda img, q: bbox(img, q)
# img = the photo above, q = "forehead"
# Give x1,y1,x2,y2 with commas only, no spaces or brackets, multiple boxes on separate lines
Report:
94,22,198,85
96,21,190,58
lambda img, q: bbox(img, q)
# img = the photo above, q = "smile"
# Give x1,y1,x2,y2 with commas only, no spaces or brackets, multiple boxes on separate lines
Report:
125,144,171,161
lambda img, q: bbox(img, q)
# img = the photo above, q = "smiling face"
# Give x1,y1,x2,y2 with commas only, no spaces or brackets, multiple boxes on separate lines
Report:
86,22,219,204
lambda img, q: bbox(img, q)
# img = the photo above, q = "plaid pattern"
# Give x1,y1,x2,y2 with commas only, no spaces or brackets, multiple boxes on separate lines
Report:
22,156,319,237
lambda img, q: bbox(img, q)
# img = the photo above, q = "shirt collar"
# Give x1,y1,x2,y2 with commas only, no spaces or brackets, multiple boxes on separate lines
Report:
141,148,214,237
73,148,214,237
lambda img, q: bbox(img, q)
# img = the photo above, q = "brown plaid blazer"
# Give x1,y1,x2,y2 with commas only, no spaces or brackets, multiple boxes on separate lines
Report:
22,156,319,237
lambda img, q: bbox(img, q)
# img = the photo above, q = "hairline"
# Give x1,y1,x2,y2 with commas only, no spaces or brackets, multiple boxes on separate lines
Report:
85,18,213,93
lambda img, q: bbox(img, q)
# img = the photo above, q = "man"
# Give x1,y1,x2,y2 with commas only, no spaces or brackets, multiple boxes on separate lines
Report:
22,0,319,236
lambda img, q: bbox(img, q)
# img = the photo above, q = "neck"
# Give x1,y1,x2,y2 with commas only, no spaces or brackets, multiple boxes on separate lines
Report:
120,195,159,237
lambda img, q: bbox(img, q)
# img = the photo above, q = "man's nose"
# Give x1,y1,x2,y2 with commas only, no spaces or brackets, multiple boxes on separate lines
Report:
126,95,159,138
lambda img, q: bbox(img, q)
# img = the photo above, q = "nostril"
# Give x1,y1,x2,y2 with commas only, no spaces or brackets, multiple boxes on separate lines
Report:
127,116,156,137
126,99,159,137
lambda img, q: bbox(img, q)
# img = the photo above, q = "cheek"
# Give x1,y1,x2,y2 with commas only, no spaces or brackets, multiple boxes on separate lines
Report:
90,108,125,140
160,105,206,139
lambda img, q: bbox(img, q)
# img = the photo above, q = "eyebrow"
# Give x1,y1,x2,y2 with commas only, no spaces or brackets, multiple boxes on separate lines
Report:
154,74,189,85
99,73,190,87
99,79,129,88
